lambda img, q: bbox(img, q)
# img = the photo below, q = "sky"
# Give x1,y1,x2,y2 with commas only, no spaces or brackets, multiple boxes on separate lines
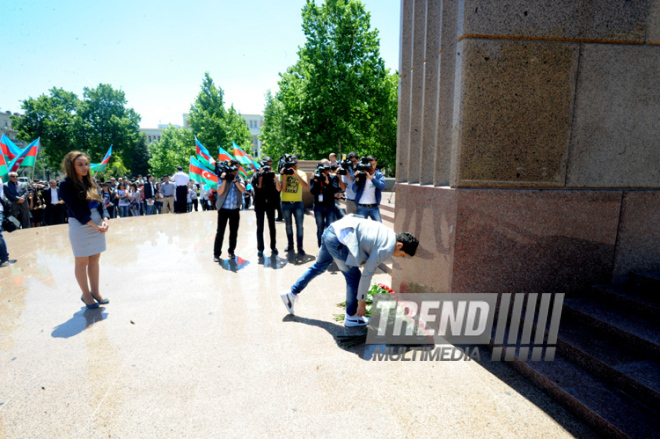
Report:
0,0,401,128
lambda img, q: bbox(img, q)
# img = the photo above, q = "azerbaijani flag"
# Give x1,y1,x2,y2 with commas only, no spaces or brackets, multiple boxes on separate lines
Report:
190,156,218,189
196,154,214,170
8,138,39,171
90,145,113,173
217,145,235,162
232,141,259,170
18,138,39,167
0,150,8,180
1,134,22,161
217,145,247,178
195,137,216,166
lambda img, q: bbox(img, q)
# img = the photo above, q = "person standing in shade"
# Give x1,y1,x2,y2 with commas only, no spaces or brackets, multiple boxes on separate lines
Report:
143,174,156,215
280,155,309,255
44,179,66,225
310,160,342,247
251,156,281,258
59,151,110,310
0,178,17,267
213,161,246,261
3,172,30,229
352,155,385,222
341,152,359,215
171,166,190,213
160,175,176,213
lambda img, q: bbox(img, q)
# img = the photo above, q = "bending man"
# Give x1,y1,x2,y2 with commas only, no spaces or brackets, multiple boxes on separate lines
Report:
281,215,418,327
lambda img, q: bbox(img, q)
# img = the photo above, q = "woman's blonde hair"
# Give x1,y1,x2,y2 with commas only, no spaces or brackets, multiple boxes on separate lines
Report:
61,151,102,202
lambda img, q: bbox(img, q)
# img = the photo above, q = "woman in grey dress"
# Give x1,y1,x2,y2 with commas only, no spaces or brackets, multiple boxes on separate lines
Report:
59,151,110,310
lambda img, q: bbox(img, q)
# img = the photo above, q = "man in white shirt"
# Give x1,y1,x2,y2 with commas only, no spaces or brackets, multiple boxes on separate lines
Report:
44,180,65,225
171,166,190,214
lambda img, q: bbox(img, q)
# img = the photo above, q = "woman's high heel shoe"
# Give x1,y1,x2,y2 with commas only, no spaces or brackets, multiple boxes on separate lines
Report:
81,297,100,310
95,297,109,305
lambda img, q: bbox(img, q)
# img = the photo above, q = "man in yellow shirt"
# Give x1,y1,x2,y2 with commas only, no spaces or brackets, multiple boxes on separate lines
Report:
280,155,309,255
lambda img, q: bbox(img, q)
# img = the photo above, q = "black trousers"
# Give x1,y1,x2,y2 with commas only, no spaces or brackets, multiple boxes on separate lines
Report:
213,208,240,256
45,204,65,225
255,204,277,252
175,186,188,213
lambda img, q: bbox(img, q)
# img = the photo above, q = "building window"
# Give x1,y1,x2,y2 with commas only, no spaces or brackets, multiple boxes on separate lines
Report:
148,136,152,142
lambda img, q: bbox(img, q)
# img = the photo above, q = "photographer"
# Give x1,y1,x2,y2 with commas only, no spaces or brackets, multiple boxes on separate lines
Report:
279,154,309,255
352,155,385,222
213,160,246,261
251,156,281,258
339,152,359,214
310,160,342,247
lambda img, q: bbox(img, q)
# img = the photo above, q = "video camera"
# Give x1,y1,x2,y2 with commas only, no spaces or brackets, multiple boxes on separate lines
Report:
336,159,353,176
314,163,331,180
258,159,276,182
215,160,239,182
354,157,373,179
278,154,296,175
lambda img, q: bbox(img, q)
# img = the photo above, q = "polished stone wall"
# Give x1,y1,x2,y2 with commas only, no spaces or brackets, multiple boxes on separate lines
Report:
394,0,660,294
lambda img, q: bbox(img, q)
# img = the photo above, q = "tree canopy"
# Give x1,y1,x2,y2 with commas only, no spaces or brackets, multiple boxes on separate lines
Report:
11,84,143,175
260,0,398,173
187,73,253,156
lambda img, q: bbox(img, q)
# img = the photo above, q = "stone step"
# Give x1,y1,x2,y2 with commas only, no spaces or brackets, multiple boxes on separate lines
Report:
554,315,660,413
563,298,660,362
588,285,660,320
502,348,660,439
630,272,660,295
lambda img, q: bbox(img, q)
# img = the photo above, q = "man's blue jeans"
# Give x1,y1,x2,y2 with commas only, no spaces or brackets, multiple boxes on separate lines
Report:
281,201,304,250
291,227,362,316
313,204,337,247
356,205,382,222
146,202,155,215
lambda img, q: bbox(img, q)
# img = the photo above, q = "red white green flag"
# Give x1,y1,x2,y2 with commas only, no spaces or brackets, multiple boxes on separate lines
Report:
190,156,218,189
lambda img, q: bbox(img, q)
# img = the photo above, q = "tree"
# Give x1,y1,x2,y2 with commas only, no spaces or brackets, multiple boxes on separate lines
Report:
11,87,80,171
261,0,398,172
11,84,145,175
187,73,252,157
77,84,143,168
148,126,194,178
123,134,150,176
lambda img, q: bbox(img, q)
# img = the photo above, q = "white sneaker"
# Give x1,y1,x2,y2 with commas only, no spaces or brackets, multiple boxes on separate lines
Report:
280,291,298,315
344,314,369,327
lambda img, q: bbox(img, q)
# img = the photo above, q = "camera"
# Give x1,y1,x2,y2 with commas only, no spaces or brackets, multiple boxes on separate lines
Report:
336,159,353,176
354,157,373,178
258,160,276,183
314,163,331,180
215,160,238,181
278,154,296,175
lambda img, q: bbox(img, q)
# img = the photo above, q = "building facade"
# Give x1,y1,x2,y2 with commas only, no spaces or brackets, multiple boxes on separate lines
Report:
0,110,25,148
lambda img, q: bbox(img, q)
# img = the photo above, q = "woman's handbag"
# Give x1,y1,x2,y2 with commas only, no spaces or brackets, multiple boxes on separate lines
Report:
2,215,20,232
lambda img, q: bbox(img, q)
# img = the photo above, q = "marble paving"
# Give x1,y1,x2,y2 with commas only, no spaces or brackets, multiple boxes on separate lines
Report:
0,209,597,438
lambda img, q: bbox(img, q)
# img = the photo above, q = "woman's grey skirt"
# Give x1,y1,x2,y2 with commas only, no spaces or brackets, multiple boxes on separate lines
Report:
68,210,107,257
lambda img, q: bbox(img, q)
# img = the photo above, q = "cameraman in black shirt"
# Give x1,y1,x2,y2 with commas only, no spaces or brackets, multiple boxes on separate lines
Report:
310,160,342,247
251,156,282,258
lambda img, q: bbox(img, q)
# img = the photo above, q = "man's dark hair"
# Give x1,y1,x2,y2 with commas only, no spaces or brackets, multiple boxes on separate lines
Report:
366,155,376,162
347,151,358,160
177,166,183,171
230,159,240,167
147,174,153,180
262,156,272,163
395,232,419,257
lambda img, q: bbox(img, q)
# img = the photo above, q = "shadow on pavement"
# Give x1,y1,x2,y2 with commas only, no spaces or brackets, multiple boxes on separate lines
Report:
258,255,289,269
219,256,251,272
282,314,376,360
284,252,316,266
51,307,108,338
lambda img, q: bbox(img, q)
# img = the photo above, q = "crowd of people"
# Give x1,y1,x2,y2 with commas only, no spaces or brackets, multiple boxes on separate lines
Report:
1,150,418,328
0,169,255,230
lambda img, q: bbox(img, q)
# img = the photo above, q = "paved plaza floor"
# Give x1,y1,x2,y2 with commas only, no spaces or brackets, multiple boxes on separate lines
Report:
0,209,598,438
